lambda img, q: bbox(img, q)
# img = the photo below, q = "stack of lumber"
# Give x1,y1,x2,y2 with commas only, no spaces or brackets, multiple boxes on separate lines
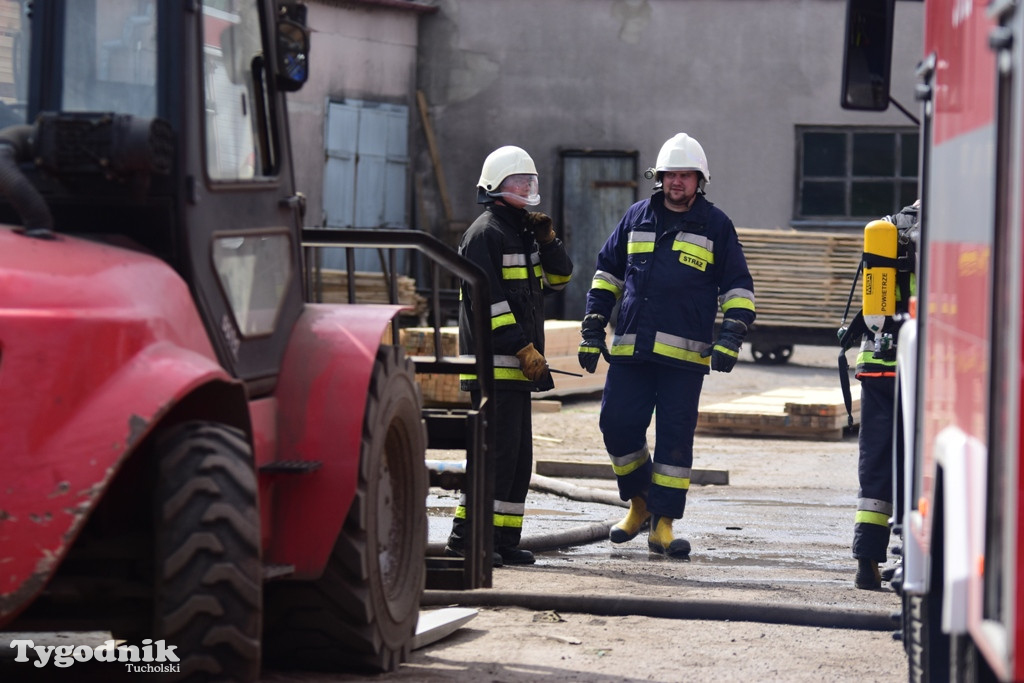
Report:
318,269,428,321
399,320,607,406
399,326,466,407
737,228,862,329
697,385,860,441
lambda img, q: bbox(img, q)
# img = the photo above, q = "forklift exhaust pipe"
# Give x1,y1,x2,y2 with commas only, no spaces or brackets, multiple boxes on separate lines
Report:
0,125,54,238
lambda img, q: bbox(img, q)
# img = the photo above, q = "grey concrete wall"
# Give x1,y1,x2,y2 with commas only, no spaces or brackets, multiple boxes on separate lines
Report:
416,0,923,238
287,1,421,227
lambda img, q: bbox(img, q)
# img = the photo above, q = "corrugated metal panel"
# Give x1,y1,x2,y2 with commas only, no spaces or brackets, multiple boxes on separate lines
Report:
322,100,409,271
323,101,358,229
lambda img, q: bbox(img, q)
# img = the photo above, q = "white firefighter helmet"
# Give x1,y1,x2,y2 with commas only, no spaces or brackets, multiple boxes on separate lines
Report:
655,133,709,191
477,146,540,205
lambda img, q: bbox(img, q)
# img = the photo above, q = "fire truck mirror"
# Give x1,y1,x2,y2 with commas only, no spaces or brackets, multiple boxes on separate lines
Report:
840,0,895,112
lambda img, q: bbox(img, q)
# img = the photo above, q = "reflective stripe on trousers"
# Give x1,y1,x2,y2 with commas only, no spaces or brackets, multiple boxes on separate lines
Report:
600,361,703,519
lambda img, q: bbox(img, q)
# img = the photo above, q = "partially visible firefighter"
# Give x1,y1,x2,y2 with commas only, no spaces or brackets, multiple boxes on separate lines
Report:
577,132,756,559
445,145,574,566
839,199,920,589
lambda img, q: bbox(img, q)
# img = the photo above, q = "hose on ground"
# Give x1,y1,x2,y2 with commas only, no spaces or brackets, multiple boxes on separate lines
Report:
427,518,616,557
425,467,895,631
422,589,896,632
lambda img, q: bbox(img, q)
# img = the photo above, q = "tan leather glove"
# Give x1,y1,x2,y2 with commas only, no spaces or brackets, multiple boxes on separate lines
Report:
515,343,551,383
527,212,556,245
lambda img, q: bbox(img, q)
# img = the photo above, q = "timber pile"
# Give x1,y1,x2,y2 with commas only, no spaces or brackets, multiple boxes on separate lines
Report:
399,326,466,407
399,320,607,406
697,386,860,441
737,228,862,329
317,269,428,321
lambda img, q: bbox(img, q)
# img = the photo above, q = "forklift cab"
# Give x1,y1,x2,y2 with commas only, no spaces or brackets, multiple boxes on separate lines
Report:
9,0,310,391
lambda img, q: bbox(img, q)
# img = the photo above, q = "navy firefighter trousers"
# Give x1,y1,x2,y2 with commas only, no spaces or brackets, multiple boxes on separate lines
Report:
600,361,704,520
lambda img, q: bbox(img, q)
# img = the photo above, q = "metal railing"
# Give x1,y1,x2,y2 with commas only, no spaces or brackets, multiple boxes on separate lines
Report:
300,227,494,590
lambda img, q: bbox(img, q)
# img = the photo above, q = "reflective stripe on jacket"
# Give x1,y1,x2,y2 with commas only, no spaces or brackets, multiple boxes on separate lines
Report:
458,203,574,391
585,192,755,373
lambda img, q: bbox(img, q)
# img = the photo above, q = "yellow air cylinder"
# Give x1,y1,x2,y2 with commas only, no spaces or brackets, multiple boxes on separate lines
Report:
862,219,897,333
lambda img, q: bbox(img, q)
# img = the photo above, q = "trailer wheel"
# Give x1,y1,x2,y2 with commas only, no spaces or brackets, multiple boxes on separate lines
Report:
154,422,262,683
750,344,793,365
264,346,427,673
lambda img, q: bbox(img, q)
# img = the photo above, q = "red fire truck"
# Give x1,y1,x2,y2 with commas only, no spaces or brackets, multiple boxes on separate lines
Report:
843,0,1020,679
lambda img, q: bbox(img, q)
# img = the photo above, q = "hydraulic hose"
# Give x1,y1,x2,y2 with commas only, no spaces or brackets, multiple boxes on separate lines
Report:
0,124,54,238
422,589,895,632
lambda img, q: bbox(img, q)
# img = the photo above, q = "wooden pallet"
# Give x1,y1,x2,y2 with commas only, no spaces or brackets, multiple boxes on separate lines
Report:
697,386,860,441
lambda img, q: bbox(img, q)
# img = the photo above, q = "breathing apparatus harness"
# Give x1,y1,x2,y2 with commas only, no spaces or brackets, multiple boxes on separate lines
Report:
837,215,918,426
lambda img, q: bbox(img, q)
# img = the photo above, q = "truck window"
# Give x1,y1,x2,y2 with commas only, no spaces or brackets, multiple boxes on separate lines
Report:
203,0,276,181
62,0,157,118
0,1,29,126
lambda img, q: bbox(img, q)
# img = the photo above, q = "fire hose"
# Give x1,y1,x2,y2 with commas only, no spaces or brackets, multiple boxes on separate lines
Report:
424,468,896,631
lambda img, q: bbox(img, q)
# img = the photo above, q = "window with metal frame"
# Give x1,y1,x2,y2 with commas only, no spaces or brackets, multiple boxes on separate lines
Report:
795,126,918,227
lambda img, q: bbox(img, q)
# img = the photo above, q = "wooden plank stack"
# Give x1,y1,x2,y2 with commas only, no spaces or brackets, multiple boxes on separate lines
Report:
399,326,466,407
317,269,428,322
697,385,861,441
737,228,863,329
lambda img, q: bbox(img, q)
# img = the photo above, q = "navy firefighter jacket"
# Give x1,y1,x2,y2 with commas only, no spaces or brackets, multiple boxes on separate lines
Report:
458,203,574,391
585,191,756,374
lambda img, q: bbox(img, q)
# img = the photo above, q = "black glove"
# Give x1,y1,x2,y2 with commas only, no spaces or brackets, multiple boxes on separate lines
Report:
701,319,747,373
578,313,609,374
527,212,556,245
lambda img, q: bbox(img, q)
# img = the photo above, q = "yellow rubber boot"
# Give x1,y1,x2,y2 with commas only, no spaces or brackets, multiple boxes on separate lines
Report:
647,516,691,558
609,496,651,543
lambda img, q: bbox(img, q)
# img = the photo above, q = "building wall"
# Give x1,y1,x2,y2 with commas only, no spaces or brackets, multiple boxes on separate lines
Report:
286,1,424,227
415,0,924,238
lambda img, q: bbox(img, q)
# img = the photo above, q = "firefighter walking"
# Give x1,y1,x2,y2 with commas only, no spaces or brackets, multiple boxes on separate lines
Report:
578,133,756,558
445,145,573,566
845,200,919,589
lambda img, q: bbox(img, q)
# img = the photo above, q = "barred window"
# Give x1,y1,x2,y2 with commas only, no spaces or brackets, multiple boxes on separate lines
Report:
795,127,918,226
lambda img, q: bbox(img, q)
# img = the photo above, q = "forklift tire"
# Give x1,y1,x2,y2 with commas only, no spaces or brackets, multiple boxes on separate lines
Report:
264,345,428,673
153,422,262,683
750,343,793,365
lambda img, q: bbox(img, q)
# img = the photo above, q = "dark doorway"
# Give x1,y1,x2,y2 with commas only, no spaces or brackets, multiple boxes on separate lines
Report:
559,150,639,320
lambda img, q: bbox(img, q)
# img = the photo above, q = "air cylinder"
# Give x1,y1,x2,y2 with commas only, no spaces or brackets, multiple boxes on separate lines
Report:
862,219,897,334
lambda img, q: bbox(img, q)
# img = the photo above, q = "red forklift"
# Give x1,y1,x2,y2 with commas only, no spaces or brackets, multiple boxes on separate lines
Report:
0,1,494,680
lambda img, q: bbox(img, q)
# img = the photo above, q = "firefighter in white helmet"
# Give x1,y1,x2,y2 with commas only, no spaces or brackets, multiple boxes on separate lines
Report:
445,145,574,566
578,133,756,558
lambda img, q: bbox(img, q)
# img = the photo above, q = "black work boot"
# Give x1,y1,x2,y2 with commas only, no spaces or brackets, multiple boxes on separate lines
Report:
855,558,882,589
444,543,503,568
496,546,535,565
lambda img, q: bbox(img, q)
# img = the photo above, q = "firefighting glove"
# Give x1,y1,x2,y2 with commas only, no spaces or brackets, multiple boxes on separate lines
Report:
701,319,747,373
516,343,551,384
527,212,556,245
578,313,610,374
